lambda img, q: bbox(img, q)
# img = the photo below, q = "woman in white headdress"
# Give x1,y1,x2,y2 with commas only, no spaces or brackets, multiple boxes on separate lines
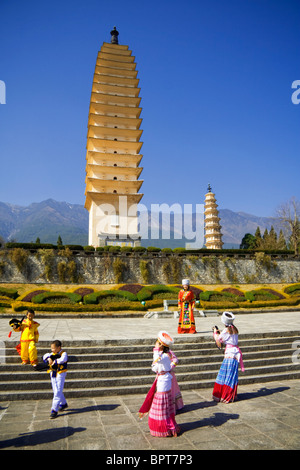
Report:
212,312,245,403
139,331,180,437
178,279,196,334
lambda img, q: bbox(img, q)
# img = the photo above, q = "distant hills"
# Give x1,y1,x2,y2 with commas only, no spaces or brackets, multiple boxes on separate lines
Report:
0,198,282,248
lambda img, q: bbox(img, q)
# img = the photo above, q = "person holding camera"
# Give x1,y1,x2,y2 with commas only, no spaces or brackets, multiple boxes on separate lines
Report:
212,312,245,403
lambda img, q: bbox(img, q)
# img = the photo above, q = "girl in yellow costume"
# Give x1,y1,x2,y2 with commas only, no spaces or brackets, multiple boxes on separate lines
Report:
14,309,40,366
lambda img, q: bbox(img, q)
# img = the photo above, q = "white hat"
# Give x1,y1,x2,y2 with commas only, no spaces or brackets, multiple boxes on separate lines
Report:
221,311,235,326
182,279,190,285
157,330,174,347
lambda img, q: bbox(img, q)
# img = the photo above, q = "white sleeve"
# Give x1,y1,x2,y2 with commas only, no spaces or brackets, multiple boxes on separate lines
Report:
56,351,68,364
43,353,51,362
219,329,230,344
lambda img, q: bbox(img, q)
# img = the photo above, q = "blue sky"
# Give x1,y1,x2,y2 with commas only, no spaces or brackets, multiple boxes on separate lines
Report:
1,0,299,217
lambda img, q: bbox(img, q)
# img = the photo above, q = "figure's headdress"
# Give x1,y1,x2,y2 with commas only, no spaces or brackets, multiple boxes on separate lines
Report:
221,311,235,326
157,330,174,347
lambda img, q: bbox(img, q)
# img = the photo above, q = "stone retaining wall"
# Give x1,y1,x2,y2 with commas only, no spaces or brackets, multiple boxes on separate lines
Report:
0,250,299,285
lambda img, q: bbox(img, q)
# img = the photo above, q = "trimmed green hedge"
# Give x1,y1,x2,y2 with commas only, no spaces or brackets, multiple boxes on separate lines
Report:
200,290,246,303
284,283,300,296
84,289,138,304
31,291,82,304
137,285,180,301
0,287,19,299
3,282,300,313
245,289,285,302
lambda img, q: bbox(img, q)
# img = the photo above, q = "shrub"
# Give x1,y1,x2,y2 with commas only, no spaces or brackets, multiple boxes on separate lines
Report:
245,289,284,302
136,286,153,301
172,248,186,253
147,246,161,252
284,284,300,296
120,246,133,253
6,242,56,249
140,260,150,283
0,260,6,277
162,258,181,283
64,245,84,251
31,291,82,304
67,260,78,283
112,258,126,283
20,290,47,302
9,248,29,272
38,249,55,281
200,290,245,303
84,289,138,305
109,246,121,253
137,285,180,301
0,287,19,299
0,296,13,307
57,261,67,283
132,246,146,252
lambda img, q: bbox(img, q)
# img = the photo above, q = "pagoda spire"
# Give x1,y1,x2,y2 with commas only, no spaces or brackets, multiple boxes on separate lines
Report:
204,185,223,250
110,26,119,44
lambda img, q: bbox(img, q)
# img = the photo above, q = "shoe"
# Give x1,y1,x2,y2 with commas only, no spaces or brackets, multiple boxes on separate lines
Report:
58,403,68,412
50,410,58,419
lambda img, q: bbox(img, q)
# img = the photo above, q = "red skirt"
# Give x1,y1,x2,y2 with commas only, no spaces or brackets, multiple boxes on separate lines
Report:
177,306,196,334
148,390,180,437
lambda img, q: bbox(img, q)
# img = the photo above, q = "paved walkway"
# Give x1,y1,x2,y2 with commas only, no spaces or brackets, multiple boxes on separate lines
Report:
1,310,299,343
0,311,300,451
0,379,299,450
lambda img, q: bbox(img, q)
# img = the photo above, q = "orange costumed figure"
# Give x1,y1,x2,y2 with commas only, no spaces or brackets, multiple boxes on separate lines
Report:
14,309,40,366
177,279,196,334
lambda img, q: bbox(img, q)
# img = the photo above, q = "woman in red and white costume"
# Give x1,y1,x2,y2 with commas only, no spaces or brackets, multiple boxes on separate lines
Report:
139,331,180,437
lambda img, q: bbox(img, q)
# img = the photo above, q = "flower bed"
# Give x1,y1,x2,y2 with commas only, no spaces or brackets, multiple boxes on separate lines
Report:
200,290,246,304
245,289,285,302
31,291,82,304
2,282,299,313
284,283,300,296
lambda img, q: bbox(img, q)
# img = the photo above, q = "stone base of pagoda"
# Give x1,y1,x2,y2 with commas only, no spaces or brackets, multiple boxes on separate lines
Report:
98,234,141,247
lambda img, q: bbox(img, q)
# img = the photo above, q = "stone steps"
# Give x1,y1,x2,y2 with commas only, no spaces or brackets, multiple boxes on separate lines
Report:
0,331,299,401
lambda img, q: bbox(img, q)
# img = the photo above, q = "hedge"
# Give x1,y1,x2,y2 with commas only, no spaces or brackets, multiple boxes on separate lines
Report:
8,293,300,313
284,284,300,296
84,289,138,304
31,291,82,304
200,290,246,303
201,296,300,310
0,287,19,299
137,285,180,301
19,289,47,302
0,296,12,307
11,300,148,313
244,289,285,302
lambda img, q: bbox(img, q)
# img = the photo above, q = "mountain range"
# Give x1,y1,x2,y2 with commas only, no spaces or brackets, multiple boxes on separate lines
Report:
0,199,282,248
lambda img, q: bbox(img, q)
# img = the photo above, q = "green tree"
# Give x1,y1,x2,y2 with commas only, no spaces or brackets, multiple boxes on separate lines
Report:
240,233,256,249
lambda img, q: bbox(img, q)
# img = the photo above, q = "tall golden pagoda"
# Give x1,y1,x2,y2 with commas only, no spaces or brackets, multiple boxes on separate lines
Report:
204,184,223,249
85,27,144,247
